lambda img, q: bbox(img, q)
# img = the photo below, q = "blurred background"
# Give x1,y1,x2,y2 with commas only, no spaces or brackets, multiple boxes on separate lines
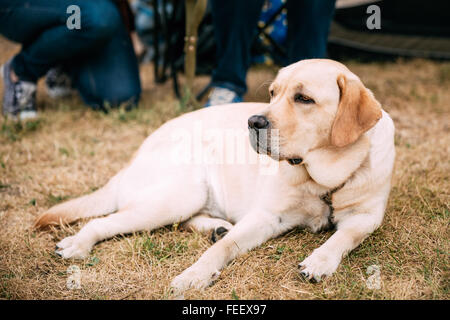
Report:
130,0,450,100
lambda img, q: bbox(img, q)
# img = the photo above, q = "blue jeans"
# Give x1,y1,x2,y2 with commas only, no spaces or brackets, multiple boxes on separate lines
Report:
210,0,336,96
0,0,141,111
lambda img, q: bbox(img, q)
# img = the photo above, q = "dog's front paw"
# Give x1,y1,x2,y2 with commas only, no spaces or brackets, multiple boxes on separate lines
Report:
55,236,92,259
298,250,340,283
170,264,220,296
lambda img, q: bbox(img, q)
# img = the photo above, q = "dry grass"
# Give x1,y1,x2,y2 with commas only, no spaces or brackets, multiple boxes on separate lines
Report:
0,37,449,300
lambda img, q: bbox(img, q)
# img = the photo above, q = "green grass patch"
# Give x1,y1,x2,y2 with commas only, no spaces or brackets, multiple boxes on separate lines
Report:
136,236,188,263
47,193,70,206
1,118,43,141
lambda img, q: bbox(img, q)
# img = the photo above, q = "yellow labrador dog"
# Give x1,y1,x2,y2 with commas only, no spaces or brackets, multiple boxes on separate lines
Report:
35,59,395,293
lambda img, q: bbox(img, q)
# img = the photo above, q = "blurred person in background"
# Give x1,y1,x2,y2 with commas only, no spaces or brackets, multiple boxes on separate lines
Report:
0,0,141,120
205,0,336,107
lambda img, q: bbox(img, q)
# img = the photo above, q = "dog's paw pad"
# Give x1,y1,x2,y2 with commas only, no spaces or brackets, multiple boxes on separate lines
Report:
210,226,228,243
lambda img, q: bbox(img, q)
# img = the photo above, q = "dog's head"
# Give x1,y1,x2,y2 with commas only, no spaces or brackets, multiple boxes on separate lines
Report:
248,59,382,164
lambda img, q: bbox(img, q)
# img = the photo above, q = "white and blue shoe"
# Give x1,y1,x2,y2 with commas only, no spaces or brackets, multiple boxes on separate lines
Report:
1,59,37,121
45,67,74,99
204,87,243,107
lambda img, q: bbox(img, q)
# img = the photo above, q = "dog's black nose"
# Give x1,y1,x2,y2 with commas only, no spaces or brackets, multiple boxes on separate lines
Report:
248,115,269,129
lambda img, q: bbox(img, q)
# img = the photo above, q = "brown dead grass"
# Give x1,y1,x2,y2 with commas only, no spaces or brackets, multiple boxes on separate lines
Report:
0,37,449,300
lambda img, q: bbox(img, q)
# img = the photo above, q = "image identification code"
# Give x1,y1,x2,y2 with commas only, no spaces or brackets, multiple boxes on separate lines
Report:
182,304,267,317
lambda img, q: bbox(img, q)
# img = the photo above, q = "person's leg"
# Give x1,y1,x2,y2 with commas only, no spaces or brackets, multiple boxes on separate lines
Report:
286,0,336,64
209,0,265,97
69,20,141,111
0,0,122,82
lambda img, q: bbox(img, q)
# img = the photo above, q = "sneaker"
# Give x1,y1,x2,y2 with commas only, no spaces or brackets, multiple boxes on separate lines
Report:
1,59,37,120
204,87,243,107
45,67,74,99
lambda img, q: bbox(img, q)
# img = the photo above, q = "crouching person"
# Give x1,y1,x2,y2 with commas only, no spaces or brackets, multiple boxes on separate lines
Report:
0,0,141,120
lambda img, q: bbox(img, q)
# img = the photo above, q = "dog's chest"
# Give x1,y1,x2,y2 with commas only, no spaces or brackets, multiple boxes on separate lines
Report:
202,166,331,230
275,181,333,231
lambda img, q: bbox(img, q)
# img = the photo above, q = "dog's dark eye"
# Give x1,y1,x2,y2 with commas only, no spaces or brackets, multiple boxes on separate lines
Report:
294,93,314,104
270,89,274,97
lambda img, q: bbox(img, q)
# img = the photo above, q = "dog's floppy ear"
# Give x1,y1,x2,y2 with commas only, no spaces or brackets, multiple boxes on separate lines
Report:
331,75,382,147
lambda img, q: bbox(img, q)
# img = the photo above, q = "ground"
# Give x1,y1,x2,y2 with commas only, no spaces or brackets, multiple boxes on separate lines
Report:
0,37,449,300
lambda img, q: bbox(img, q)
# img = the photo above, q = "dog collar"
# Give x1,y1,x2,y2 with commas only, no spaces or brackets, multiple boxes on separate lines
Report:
320,182,346,230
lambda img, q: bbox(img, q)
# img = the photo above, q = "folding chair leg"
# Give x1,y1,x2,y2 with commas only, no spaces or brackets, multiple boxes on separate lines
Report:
184,0,207,104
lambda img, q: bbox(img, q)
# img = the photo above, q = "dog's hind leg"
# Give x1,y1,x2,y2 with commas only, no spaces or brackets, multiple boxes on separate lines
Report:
182,214,233,243
55,180,208,259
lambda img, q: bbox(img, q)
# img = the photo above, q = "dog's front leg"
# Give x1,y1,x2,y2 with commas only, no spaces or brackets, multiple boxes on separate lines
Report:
299,209,384,282
171,212,287,294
